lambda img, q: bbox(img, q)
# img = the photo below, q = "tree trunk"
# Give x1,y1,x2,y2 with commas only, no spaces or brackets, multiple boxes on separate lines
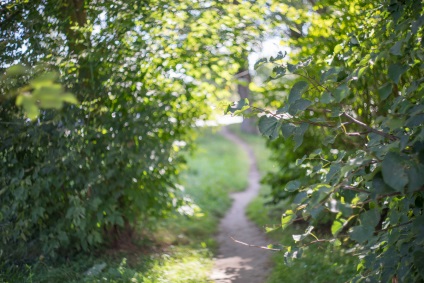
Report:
237,69,258,134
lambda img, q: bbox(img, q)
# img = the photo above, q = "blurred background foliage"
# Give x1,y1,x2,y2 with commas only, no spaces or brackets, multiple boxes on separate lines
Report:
1,0,423,282
0,0,272,259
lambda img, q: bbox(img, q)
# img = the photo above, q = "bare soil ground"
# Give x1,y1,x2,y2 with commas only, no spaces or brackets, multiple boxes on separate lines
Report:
210,127,272,283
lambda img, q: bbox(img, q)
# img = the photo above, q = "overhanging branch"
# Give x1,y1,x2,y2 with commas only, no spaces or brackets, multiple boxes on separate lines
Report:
342,112,398,141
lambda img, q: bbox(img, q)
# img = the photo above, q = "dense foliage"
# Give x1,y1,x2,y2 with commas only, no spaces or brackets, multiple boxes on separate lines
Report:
2,0,423,281
228,0,424,281
0,0,269,261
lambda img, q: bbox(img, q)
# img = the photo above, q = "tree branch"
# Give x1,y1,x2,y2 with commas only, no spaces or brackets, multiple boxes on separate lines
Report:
340,185,370,193
230,237,281,251
302,239,331,247
375,220,412,234
342,112,398,141
345,132,369,136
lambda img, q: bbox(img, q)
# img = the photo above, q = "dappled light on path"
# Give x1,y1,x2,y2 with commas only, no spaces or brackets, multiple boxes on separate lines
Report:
210,127,271,283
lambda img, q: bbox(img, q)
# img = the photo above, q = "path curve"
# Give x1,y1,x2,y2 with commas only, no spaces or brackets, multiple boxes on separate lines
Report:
210,127,271,283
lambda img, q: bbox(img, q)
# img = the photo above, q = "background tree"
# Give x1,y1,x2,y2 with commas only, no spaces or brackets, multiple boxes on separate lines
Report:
0,0,270,260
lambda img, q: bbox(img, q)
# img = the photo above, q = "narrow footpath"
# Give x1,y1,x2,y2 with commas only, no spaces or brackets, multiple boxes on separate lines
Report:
210,127,271,283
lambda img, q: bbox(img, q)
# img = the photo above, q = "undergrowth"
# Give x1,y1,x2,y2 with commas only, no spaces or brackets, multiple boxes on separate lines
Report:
0,127,249,283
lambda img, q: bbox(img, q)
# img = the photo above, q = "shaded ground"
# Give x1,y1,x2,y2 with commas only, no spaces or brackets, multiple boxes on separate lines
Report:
210,127,272,283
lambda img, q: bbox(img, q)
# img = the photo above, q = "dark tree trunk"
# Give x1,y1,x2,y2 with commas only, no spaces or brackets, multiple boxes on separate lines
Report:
237,69,258,134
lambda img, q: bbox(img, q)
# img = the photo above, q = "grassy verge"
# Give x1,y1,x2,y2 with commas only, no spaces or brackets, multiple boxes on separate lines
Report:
1,127,249,283
149,127,250,282
228,124,358,283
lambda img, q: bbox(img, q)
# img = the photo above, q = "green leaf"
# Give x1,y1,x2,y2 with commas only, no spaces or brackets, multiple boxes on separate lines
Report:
227,98,249,114
288,99,312,115
322,133,337,145
357,67,368,78
292,226,314,242
254,58,268,70
18,95,39,120
378,83,392,101
309,206,324,219
333,83,350,102
269,51,286,62
406,162,424,192
388,64,408,84
30,72,58,88
385,117,405,131
350,36,360,46
390,41,403,56
272,66,286,76
296,155,307,165
331,218,345,236
288,81,309,104
286,180,301,192
281,209,295,230
333,44,343,55
281,123,296,138
382,152,408,191
320,68,339,83
292,191,307,205
413,250,424,280
293,123,309,151
360,208,380,228
326,163,342,182
309,184,332,204
287,63,298,73
33,86,65,109
320,92,334,104
373,177,395,196
339,202,353,217
413,215,424,239
406,114,424,127
6,64,27,76
333,239,342,247
276,104,289,114
349,225,374,244
61,92,78,104
258,116,281,140
288,25,301,35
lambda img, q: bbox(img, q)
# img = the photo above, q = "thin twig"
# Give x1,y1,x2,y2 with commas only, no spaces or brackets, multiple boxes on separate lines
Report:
234,70,250,78
230,237,282,251
345,132,369,136
342,112,398,141
376,220,412,233
354,192,402,206
302,239,331,247
340,185,370,193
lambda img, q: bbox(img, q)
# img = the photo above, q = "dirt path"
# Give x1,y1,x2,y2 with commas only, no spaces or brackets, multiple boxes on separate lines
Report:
210,127,271,283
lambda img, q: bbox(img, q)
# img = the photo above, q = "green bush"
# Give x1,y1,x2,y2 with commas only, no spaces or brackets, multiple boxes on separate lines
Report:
0,0,252,259
227,0,424,281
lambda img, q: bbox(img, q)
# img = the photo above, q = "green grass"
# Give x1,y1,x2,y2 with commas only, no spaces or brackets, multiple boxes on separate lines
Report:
155,127,249,249
229,124,358,283
227,124,275,175
146,127,250,282
1,127,249,283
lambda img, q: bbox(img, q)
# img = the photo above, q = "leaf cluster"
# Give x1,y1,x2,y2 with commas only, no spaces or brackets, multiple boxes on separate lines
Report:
229,0,424,281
